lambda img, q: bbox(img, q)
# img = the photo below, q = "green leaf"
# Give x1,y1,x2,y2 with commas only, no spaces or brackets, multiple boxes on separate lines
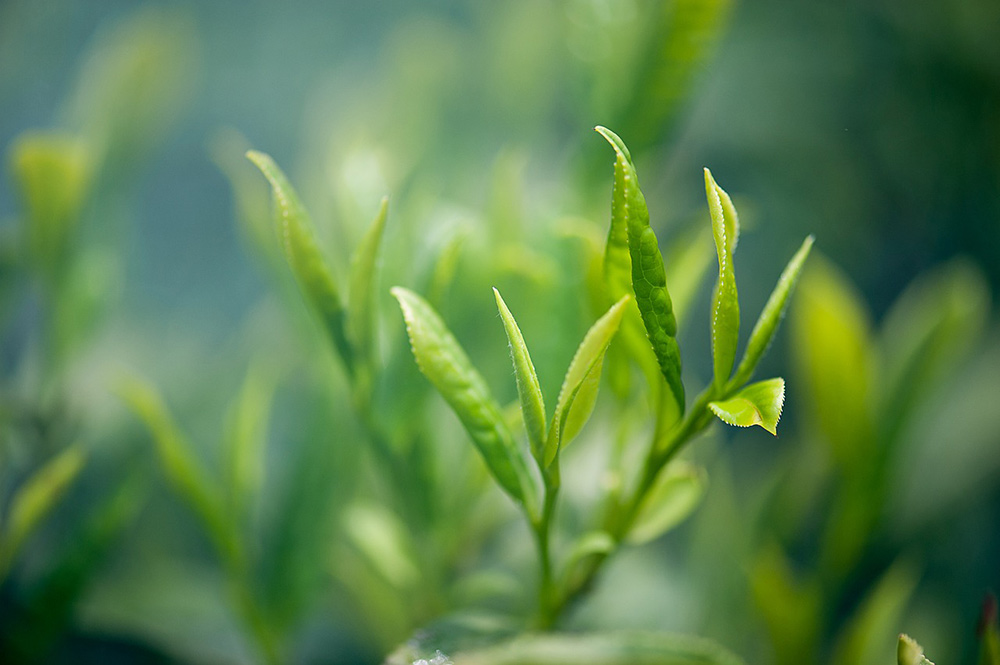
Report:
979,593,1000,665
246,150,354,375
223,360,275,518
704,168,739,389
750,544,823,665
428,229,467,308
545,296,629,466
595,126,684,412
709,378,785,435
9,132,94,282
0,445,86,577
392,287,541,519
348,196,389,365
731,236,814,387
493,288,547,462
898,635,934,665
563,531,616,574
118,377,233,560
343,502,420,590
628,461,707,545
387,630,746,665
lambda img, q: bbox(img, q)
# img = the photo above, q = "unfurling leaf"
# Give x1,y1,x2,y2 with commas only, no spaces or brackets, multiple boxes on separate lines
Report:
897,635,934,665
545,296,629,466
709,378,785,435
0,445,86,576
628,461,706,545
348,197,389,365
494,288,547,462
392,287,541,519
246,150,354,374
731,236,814,387
595,126,684,412
704,168,739,389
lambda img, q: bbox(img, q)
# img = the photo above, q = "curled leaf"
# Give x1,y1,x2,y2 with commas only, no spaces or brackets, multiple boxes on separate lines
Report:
392,287,541,519
709,378,785,435
704,168,739,389
493,288,547,462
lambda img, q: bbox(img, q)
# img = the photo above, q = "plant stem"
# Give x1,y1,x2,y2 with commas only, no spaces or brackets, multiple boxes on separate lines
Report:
533,457,561,629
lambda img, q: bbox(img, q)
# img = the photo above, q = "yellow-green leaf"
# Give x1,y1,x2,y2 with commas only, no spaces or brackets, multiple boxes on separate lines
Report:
545,296,629,465
709,378,785,435
628,461,706,545
246,150,354,375
704,168,739,389
731,236,814,387
0,445,86,576
596,126,684,412
223,360,274,518
898,635,934,665
494,288,547,462
392,287,541,519
348,196,389,365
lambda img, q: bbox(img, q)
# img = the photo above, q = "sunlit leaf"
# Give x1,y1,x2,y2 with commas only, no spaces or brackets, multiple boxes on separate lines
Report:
392,287,541,519
897,634,934,665
493,288,547,462
595,126,684,412
246,150,354,375
545,296,629,465
348,197,389,365
731,236,814,387
704,168,739,389
709,378,785,435
0,446,86,576
628,461,707,545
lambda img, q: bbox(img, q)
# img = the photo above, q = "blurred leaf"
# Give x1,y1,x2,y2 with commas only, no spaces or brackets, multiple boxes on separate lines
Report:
344,502,420,590
750,544,822,665
791,257,875,467
246,150,354,376
348,197,390,366
897,634,934,665
9,132,94,283
545,296,629,465
831,559,919,665
0,445,85,577
709,378,785,436
428,230,468,309
596,126,684,412
563,531,616,579
223,361,275,520
878,259,990,443
392,287,541,519
628,461,707,545
663,224,715,328
731,236,814,387
493,288,547,462
118,377,233,562
704,168,739,389
387,630,746,665
979,593,999,665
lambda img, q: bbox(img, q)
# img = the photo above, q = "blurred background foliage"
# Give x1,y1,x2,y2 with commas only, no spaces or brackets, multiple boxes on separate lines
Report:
0,0,998,663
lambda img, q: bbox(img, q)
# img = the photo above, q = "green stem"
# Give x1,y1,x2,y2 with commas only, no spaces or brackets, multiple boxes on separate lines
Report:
533,456,561,629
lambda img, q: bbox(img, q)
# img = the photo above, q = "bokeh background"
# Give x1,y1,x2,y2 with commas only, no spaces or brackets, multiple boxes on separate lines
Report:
1,0,998,664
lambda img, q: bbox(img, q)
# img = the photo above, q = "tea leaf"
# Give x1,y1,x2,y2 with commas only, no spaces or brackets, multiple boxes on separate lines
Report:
897,635,934,665
628,461,706,545
595,126,684,412
392,287,541,519
704,168,739,389
750,544,823,665
709,378,785,435
0,445,86,575
348,197,389,365
246,150,354,375
493,288,547,462
545,296,629,465
731,236,814,387
344,502,420,590
564,531,616,573
224,361,274,518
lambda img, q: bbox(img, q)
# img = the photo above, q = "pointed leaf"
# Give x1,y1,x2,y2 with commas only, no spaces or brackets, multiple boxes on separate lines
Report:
493,288,547,462
596,126,684,411
348,197,389,365
392,287,541,519
223,361,274,518
731,236,814,387
545,296,629,465
628,461,707,545
0,446,86,575
898,635,934,665
705,168,739,388
709,378,785,435
246,150,354,374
